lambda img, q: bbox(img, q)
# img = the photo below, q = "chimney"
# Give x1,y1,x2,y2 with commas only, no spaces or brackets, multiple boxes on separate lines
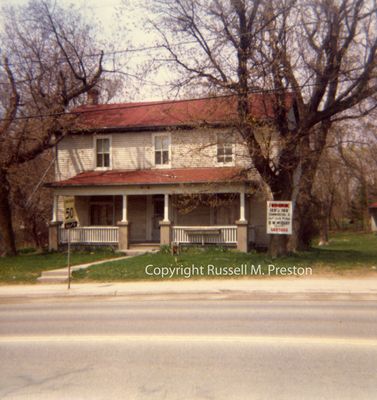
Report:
87,88,100,105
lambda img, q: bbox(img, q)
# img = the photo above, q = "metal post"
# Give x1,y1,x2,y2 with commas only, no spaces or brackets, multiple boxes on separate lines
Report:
67,228,71,290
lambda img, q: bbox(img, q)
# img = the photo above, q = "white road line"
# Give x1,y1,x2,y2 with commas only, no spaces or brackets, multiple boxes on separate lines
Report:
0,335,377,347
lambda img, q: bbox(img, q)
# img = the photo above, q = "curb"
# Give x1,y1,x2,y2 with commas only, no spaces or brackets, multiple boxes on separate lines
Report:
2,289,377,302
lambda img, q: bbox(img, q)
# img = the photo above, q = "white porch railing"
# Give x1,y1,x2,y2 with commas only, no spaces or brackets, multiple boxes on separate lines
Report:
172,226,237,245
59,226,119,244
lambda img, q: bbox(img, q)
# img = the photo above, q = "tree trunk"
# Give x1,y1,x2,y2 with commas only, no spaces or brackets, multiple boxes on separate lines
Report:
268,234,289,257
0,169,17,256
31,219,42,249
318,219,329,246
268,177,294,256
318,205,329,246
291,200,316,251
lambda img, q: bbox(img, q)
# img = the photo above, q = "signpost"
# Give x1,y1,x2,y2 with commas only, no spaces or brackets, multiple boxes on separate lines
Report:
267,201,293,235
63,197,78,289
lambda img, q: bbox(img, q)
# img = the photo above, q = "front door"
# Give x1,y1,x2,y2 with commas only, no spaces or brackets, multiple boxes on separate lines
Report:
128,196,147,242
152,195,164,242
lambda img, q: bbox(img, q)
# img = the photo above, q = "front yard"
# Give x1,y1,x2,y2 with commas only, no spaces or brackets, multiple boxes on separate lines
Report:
1,232,375,284
0,249,122,283
72,232,377,282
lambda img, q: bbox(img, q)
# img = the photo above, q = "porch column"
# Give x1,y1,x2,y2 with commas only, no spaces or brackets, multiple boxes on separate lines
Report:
236,190,248,252
163,193,170,222
52,195,58,222
118,194,129,251
239,191,246,222
160,193,171,246
121,195,128,222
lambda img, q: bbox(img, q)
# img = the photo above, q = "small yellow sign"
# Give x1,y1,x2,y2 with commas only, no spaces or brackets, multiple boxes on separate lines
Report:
63,197,77,228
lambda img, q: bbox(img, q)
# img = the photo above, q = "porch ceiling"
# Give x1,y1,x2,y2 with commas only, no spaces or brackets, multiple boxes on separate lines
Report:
47,167,255,188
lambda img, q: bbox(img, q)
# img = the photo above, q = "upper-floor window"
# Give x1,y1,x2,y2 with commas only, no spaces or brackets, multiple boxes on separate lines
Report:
154,134,170,166
95,137,110,168
217,132,234,164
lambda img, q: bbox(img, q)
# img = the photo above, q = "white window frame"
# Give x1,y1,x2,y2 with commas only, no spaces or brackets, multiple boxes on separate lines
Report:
216,131,235,166
93,135,112,170
152,132,171,168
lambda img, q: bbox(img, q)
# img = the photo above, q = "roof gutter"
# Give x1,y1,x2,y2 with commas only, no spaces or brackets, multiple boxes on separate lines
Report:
45,179,254,189
70,121,239,135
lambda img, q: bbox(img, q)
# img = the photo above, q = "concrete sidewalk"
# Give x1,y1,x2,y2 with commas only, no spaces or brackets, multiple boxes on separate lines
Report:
37,255,132,283
1,278,377,300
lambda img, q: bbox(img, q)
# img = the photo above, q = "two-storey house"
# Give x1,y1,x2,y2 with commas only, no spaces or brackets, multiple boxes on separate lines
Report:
47,94,284,252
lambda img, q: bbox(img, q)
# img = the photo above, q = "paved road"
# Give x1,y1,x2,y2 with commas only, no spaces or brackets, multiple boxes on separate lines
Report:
1,299,377,399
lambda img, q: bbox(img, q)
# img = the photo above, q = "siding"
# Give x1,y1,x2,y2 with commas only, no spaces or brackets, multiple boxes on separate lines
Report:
112,132,153,170
55,129,253,181
172,129,251,168
56,135,93,180
172,129,217,168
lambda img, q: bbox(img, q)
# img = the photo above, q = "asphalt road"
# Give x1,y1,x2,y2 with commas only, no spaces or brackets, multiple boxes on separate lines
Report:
1,298,377,399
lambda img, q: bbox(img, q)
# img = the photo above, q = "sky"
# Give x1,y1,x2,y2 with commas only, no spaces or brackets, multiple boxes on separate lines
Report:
0,0,173,101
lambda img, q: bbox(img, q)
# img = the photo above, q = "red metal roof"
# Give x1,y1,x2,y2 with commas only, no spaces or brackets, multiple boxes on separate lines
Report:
369,202,377,208
49,167,249,187
74,94,293,131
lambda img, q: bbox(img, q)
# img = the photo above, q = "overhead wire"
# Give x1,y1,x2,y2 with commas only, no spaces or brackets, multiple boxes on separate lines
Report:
0,75,372,123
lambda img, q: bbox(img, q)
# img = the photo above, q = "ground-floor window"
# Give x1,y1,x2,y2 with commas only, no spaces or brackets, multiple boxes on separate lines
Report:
90,196,115,225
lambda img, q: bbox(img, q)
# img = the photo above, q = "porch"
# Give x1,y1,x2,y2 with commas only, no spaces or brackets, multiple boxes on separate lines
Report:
47,167,268,252
50,191,268,251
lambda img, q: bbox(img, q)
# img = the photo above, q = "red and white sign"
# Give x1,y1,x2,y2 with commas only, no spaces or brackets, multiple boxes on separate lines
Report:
267,201,293,235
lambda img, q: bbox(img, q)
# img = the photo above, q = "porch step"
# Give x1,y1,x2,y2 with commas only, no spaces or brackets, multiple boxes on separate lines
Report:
128,243,160,253
125,250,148,256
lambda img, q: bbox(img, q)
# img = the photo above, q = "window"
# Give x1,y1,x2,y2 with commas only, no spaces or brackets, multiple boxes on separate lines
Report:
90,196,114,226
154,135,170,166
96,137,110,168
90,204,113,226
217,132,234,164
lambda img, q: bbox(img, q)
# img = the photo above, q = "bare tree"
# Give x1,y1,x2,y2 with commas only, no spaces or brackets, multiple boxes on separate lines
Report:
9,154,54,249
310,117,377,240
336,120,377,229
150,0,377,255
312,144,348,244
0,0,104,255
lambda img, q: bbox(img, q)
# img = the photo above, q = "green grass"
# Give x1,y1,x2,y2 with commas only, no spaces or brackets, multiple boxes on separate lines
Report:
72,231,377,282
0,249,123,284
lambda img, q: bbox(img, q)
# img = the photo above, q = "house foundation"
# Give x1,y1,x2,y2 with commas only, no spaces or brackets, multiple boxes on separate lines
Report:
236,220,248,252
117,221,130,250
48,221,62,251
159,221,172,246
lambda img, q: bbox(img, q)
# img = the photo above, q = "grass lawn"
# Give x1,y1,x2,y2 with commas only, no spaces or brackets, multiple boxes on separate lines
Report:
72,231,377,282
0,249,123,284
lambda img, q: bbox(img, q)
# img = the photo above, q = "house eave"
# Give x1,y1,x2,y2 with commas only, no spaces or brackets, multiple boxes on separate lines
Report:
46,179,256,189
71,121,238,135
